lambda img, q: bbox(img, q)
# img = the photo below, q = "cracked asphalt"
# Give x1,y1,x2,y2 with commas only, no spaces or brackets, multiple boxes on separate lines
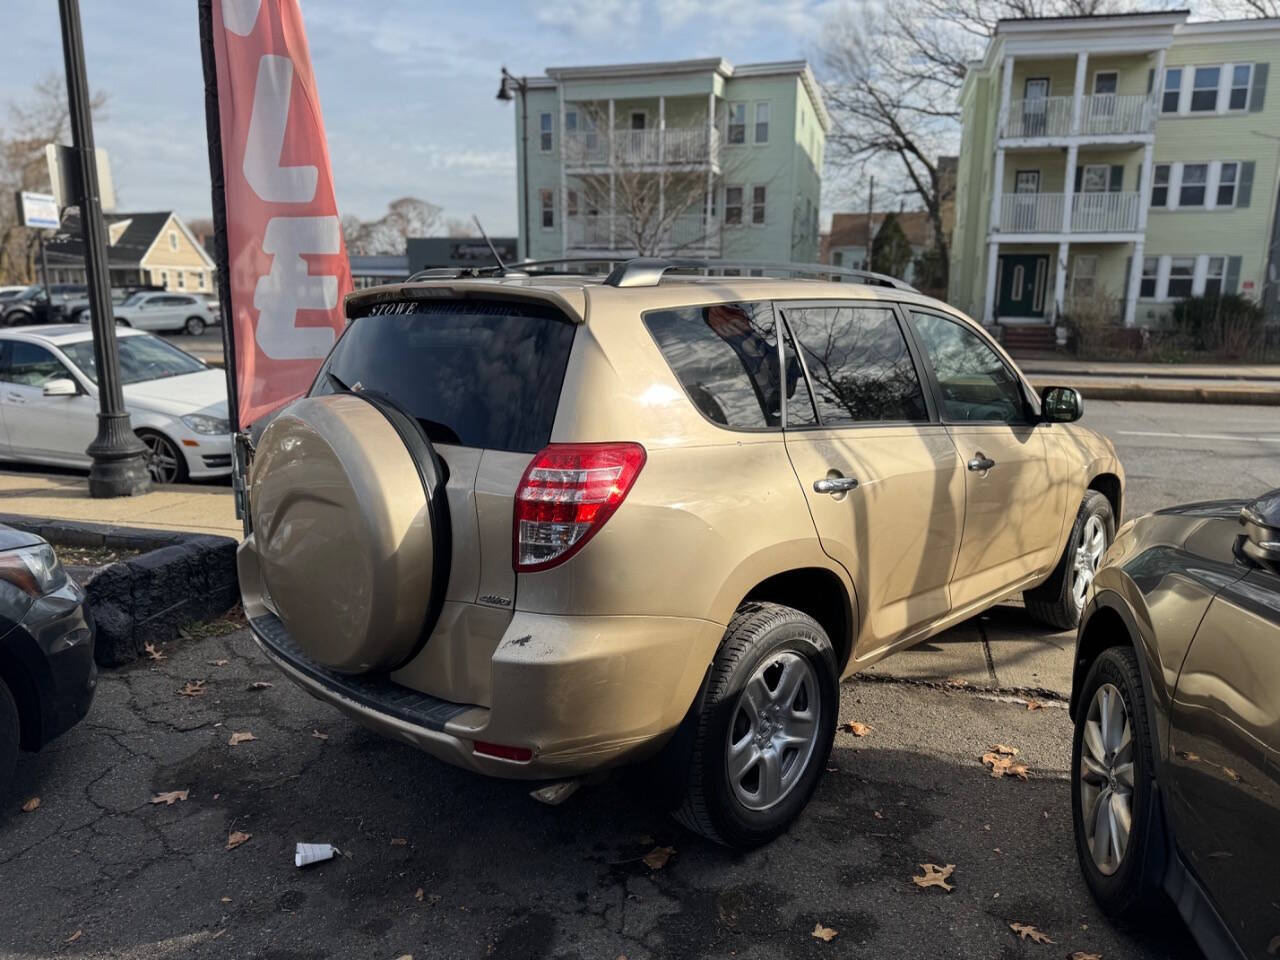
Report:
1,615,1199,960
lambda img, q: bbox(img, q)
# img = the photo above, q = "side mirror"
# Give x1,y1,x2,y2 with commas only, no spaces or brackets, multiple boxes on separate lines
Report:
1039,385,1083,423
42,378,78,398
1240,488,1280,565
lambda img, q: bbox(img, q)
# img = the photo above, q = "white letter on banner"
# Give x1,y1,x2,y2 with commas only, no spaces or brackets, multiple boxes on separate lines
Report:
221,0,262,36
253,216,339,360
243,55,318,203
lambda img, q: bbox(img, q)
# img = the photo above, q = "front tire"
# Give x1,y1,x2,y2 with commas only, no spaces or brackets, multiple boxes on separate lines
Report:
671,602,837,848
184,316,206,336
0,677,19,801
137,430,188,484
1025,490,1114,630
1071,646,1163,916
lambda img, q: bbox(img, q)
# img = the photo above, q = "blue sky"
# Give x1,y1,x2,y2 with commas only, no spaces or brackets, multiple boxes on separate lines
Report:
3,1,844,235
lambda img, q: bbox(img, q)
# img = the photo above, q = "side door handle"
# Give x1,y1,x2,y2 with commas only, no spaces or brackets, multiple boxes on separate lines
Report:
814,476,859,494
967,454,996,472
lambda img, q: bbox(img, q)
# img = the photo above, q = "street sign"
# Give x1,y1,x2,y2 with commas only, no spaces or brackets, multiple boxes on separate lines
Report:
16,190,59,229
45,142,116,212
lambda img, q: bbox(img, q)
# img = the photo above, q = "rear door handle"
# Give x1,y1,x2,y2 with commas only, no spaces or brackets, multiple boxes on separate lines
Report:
967,454,996,472
814,476,859,494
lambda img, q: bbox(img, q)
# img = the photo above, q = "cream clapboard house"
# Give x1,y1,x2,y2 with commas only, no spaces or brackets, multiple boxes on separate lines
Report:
949,12,1279,341
45,211,217,293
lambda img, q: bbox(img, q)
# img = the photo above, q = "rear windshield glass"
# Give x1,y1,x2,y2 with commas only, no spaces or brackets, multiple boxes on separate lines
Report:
313,300,575,454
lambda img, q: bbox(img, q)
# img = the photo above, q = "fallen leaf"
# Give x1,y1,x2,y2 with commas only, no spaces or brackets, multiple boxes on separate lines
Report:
150,790,189,806
1009,921,1054,944
1008,762,1030,781
208,659,230,667
247,681,273,691
642,845,677,870
220,897,232,903
842,721,873,736
225,830,251,851
993,743,1019,756
414,888,424,901
228,731,256,746
1026,700,1042,711
390,837,408,846
982,751,1031,780
311,730,329,741
65,930,82,944
1069,953,1102,960
211,929,226,940
21,796,40,813
393,955,412,960
1222,766,1240,782
912,863,955,892
873,810,885,820
945,677,968,687
811,922,838,942
144,642,167,662
178,679,207,697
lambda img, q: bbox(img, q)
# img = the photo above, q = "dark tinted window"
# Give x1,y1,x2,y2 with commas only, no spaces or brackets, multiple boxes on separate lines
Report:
910,311,1026,424
784,304,927,425
645,301,808,429
315,300,576,453
0,341,69,386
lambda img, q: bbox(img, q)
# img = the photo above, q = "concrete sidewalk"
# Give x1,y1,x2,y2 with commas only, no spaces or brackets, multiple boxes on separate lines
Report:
0,469,241,538
1017,358,1280,380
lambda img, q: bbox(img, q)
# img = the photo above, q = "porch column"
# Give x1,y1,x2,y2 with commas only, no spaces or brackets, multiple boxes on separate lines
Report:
1136,142,1155,231
1150,48,1167,128
1124,239,1144,327
984,239,1000,325
658,95,666,241
1054,241,1070,320
558,87,568,256
1062,143,1079,234
997,55,1015,138
608,99,616,249
990,148,1007,233
1071,52,1089,134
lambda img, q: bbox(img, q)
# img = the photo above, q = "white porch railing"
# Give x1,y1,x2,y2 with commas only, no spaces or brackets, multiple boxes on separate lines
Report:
1003,96,1074,138
563,127,720,168
1002,93,1157,138
1070,191,1140,232
566,214,721,253
999,192,1065,232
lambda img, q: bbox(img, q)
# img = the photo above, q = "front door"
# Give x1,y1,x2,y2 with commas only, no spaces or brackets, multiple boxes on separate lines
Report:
996,254,1048,317
1023,78,1050,135
905,309,1060,611
779,302,965,656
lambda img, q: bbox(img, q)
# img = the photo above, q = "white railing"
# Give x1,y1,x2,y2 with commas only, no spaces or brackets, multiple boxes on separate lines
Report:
1003,93,1157,138
1071,191,1140,232
999,192,1065,232
566,214,721,254
562,126,720,168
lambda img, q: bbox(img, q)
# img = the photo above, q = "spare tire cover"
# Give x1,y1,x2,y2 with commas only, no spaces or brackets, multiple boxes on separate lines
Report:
250,393,436,673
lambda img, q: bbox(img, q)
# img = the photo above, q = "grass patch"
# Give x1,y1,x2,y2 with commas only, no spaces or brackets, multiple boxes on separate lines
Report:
55,545,142,567
178,605,247,640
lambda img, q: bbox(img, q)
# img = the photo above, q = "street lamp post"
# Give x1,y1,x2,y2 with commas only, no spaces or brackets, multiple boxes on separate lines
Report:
497,67,530,261
57,0,151,497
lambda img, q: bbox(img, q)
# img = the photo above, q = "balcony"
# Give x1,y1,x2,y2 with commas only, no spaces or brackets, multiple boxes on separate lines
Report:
563,127,721,169
998,191,1141,234
1001,94,1156,139
565,213,721,254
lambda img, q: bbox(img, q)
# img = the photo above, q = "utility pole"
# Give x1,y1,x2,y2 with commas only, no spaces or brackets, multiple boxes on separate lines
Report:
866,176,875,273
57,0,151,497
497,68,531,261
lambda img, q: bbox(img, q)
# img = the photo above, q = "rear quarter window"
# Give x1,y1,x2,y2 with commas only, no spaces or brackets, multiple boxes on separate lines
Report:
315,299,576,454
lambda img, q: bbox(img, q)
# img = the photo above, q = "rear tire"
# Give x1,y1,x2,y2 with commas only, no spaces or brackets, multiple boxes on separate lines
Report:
184,316,206,336
0,677,19,802
1025,490,1114,630
670,602,837,848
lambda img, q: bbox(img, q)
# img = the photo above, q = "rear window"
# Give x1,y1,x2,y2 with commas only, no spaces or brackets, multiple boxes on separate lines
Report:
314,299,575,454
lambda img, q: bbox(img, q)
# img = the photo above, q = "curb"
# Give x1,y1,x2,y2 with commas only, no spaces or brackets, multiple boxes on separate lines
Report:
0,514,239,668
1026,377,1280,406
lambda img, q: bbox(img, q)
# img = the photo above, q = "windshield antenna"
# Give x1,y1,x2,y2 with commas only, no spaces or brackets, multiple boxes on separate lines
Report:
472,215,507,272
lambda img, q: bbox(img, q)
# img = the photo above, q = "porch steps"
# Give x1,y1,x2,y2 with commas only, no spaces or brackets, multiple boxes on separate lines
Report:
999,325,1056,354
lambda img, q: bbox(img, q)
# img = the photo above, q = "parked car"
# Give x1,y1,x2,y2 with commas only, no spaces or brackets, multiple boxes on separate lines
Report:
0,525,95,798
0,286,29,303
74,290,217,336
0,325,231,482
238,260,1123,847
1,285,88,327
1070,488,1280,960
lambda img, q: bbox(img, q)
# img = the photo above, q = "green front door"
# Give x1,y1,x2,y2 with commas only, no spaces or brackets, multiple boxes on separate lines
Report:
996,254,1048,318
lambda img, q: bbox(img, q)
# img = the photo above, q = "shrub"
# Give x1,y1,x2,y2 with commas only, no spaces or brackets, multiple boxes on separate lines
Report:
1170,294,1264,359
1064,289,1123,357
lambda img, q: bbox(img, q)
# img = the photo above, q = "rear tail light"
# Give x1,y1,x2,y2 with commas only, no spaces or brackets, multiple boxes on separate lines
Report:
473,740,533,763
514,442,646,572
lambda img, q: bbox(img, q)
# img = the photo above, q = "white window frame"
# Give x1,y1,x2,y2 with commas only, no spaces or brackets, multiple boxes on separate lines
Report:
727,102,747,145
1150,163,1170,208
1189,65,1222,113
754,101,770,144
1227,63,1253,111
1161,62,1254,116
1081,164,1111,193
1139,256,1159,298
1161,66,1183,114
538,112,553,153
1202,255,1227,297
627,109,648,131
1071,254,1098,299
1215,161,1240,208
539,188,554,230
1178,163,1208,208
750,184,767,226
724,184,744,226
160,270,169,287
1092,70,1119,95
176,271,185,289
1165,256,1196,299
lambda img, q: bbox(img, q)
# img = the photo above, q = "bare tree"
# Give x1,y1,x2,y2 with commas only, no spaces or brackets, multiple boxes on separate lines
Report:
0,74,108,284
342,197,443,255
1210,0,1279,15
444,217,477,238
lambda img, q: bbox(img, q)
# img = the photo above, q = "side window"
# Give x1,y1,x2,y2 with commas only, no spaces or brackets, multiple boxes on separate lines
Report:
783,304,928,425
644,302,805,429
1,342,68,386
910,311,1026,424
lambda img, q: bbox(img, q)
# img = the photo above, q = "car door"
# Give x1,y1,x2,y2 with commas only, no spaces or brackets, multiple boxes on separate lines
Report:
904,309,1061,612
0,340,95,466
130,294,173,331
779,300,965,657
1167,562,1280,958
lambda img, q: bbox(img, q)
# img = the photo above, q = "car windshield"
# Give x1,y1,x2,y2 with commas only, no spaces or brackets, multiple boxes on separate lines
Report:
60,335,206,385
121,291,149,306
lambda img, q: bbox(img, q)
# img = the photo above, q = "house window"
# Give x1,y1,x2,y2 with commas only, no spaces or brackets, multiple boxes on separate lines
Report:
160,270,169,287
1204,256,1226,297
177,272,185,289
1161,67,1182,113
725,186,744,225
1191,66,1220,111
1140,257,1158,298
539,189,554,229
1093,72,1118,95
1217,162,1239,207
727,103,746,144
1229,64,1252,110
539,113,553,152
751,185,766,225
1072,255,1098,299
832,250,843,266
754,102,770,143
1167,257,1195,298
1151,164,1170,207
566,189,578,218
1179,164,1207,207
168,231,178,251
629,111,646,130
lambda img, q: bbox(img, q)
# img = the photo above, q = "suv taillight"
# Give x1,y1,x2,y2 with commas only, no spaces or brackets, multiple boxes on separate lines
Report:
513,442,646,572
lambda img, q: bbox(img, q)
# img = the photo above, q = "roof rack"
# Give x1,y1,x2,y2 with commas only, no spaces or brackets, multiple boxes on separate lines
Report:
601,258,916,291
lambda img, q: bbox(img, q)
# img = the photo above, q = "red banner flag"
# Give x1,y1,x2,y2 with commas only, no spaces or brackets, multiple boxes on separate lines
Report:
199,0,351,431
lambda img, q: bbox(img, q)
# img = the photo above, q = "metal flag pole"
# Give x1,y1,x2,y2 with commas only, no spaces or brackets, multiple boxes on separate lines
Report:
57,0,151,497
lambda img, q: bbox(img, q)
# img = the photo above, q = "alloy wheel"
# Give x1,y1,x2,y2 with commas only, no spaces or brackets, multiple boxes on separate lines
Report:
1079,682,1134,876
141,433,181,484
725,651,820,812
185,316,206,336
1071,514,1107,609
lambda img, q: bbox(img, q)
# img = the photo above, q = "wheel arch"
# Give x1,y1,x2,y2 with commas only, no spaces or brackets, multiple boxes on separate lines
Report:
0,643,45,751
739,567,856,676
1087,472,1123,526
1071,591,1162,756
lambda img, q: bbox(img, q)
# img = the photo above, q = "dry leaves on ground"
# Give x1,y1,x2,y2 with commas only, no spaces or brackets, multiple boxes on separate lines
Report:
21,796,40,813
1025,700,1043,711
911,863,955,892
65,930,82,944
208,659,229,667
225,830,251,851
247,681,274,691
150,790,189,806
311,730,329,741
982,745,1030,780
1009,922,1054,944
178,680,207,697
414,888,424,901
144,642,166,662
811,923,838,942
228,731,257,746
842,721,873,736
642,846,677,870
390,837,408,846
1069,952,1103,959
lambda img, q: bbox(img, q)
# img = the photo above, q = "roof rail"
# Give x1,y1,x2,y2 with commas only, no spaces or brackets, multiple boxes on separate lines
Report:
601,258,916,291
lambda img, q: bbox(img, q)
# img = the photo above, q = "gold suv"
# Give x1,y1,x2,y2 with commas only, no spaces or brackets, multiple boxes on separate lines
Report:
237,260,1123,847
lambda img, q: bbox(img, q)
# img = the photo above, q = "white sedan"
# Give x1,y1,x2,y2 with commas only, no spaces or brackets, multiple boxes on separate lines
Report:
75,291,219,336
0,325,231,483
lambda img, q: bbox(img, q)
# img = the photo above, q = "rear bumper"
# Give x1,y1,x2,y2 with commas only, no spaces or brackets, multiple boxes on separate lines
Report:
247,607,722,780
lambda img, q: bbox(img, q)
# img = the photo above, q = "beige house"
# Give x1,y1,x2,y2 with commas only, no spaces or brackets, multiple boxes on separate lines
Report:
45,211,217,293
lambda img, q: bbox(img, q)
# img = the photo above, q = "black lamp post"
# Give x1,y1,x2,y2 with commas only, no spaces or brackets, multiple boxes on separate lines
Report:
57,0,151,497
497,66,530,261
